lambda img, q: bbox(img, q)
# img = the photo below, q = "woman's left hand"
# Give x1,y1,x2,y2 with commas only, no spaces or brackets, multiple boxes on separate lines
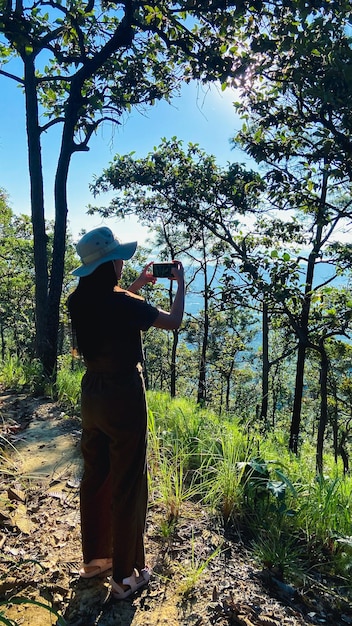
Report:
138,262,157,287
128,262,156,293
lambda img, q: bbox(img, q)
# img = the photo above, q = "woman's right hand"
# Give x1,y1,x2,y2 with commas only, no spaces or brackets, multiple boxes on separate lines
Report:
170,260,184,283
153,261,185,330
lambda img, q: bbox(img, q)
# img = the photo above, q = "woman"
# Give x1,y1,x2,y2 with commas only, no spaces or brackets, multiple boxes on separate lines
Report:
68,226,184,600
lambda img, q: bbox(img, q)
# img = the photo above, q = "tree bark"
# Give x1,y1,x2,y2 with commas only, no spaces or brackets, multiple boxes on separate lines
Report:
316,343,329,475
41,8,134,376
0,317,5,360
197,249,209,406
170,329,179,397
197,310,208,405
289,341,307,452
260,297,269,423
20,7,135,379
225,360,235,413
23,54,49,370
289,165,328,452
45,115,74,376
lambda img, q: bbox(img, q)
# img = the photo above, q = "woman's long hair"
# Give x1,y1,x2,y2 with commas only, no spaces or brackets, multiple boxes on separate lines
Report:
68,261,118,359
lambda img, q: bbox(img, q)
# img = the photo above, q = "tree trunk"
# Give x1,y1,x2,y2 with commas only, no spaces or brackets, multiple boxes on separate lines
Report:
0,317,5,360
225,361,235,413
316,343,329,475
331,380,339,464
289,341,307,452
23,55,49,369
270,361,281,428
289,248,322,452
20,12,135,379
44,124,73,377
338,433,349,475
289,167,328,453
260,298,269,423
197,234,209,405
219,377,224,415
170,329,179,397
143,347,150,391
289,243,319,453
197,311,208,405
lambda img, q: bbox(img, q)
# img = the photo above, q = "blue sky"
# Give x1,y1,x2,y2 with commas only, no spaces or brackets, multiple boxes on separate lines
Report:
1,74,253,244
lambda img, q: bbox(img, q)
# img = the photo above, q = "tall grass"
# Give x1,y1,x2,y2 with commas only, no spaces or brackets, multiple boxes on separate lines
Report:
153,441,202,522
0,354,84,413
54,355,84,414
147,391,352,582
0,356,44,394
202,425,251,522
295,475,352,577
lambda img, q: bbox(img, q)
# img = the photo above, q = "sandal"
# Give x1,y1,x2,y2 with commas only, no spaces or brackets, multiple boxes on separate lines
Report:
111,567,150,600
79,558,113,579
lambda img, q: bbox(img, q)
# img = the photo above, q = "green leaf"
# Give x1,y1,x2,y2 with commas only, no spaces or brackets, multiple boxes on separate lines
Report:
267,480,286,499
274,469,297,496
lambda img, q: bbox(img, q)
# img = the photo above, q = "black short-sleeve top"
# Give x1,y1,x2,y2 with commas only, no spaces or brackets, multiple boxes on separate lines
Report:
72,287,159,374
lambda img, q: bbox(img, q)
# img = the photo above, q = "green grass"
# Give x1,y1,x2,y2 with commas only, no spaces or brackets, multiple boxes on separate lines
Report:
0,355,44,394
54,355,84,414
202,426,250,522
147,391,352,582
176,531,222,596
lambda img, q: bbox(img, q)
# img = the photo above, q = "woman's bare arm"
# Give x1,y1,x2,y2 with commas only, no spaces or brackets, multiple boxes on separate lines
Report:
152,263,185,330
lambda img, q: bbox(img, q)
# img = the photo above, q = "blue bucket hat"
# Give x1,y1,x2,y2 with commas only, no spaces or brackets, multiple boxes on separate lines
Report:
72,226,137,277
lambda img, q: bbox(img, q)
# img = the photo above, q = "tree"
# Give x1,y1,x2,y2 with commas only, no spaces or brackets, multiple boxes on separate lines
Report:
328,340,352,473
92,140,312,427
137,220,227,402
231,0,352,455
175,229,226,406
0,189,77,360
90,138,263,402
92,140,316,426
308,286,352,473
0,190,36,358
0,0,249,377
207,305,257,414
150,221,189,398
92,124,352,465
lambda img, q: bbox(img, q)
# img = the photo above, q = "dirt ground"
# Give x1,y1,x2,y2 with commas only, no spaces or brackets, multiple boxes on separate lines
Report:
0,393,351,626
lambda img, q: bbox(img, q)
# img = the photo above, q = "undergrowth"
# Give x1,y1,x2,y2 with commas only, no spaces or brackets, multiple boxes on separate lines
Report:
0,356,351,597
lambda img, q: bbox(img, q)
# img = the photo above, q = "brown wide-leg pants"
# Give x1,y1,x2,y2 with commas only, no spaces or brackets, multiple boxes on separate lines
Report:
79,364,148,583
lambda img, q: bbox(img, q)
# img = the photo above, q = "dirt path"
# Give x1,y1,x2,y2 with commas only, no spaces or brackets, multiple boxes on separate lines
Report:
0,394,350,626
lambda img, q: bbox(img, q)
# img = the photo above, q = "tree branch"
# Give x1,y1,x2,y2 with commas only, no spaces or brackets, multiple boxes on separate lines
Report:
40,0,87,60
0,68,24,84
40,117,65,133
72,115,121,152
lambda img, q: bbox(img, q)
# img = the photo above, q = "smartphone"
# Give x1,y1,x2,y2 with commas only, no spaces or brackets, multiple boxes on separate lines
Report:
152,261,179,279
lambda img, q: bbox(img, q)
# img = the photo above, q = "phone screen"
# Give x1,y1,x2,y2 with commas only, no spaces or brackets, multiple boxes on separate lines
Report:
152,262,177,278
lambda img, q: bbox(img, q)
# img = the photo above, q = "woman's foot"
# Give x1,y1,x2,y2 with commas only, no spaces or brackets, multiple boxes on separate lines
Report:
111,567,150,600
79,557,113,579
